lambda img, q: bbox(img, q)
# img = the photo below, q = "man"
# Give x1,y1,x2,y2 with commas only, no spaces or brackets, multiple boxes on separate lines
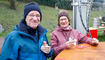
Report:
0,2,53,60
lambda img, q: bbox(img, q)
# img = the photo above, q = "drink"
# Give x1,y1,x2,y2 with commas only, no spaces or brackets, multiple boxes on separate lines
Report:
69,37,77,46
43,41,47,46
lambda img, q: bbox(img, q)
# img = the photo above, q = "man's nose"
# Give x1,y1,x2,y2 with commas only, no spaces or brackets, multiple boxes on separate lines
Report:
32,16,37,20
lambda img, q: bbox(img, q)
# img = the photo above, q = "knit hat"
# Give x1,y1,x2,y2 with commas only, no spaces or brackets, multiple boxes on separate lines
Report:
58,10,70,26
24,2,42,21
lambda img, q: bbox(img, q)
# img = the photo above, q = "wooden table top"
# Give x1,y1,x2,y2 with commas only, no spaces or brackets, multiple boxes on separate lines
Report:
55,42,105,60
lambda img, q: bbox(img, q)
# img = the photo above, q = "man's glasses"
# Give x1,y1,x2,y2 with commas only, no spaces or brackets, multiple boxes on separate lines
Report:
28,14,40,17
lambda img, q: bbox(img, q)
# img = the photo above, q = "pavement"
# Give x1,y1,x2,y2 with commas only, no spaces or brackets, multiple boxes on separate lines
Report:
0,37,4,53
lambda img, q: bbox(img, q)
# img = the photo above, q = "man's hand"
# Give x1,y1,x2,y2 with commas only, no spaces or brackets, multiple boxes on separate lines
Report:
41,45,51,54
41,41,51,54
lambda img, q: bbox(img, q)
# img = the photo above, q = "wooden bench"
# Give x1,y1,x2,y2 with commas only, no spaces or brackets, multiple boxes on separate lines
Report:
97,26,105,35
89,26,105,36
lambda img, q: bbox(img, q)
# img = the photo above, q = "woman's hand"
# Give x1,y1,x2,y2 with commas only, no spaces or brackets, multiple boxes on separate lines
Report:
91,38,99,46
65,41,75,49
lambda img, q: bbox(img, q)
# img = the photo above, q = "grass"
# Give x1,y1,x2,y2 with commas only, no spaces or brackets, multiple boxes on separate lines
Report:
0,1,73,37
0,1,105,41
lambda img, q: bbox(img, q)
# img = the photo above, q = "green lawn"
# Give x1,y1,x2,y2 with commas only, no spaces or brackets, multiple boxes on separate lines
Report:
0,1,105,41
0,1,73,37
0,1,105,60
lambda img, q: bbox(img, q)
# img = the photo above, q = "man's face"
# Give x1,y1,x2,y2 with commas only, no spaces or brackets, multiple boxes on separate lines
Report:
59,16,69,28
26,11,40,29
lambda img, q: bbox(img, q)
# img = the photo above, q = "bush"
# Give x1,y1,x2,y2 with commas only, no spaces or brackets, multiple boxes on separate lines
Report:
57,0,72,10
36,0,72,10
35,0,55,7
16,0,73,10
17,0,34,2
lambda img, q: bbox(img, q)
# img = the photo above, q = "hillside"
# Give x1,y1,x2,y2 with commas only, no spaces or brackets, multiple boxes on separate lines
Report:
0,1,105,41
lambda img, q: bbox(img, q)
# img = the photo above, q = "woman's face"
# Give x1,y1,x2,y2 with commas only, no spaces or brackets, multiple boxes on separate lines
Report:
59,16,69,28
26,11,40,29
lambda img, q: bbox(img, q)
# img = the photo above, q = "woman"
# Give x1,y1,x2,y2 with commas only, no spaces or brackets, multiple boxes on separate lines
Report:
50,10,99,60
0,2,53,60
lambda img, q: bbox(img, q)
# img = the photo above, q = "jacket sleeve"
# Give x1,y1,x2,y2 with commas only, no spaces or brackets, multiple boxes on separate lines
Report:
0,34,19,60
77,32,92,44
50,33,67,56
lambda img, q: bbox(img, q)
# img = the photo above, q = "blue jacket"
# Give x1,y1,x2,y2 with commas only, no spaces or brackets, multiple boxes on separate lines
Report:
0,25,53,60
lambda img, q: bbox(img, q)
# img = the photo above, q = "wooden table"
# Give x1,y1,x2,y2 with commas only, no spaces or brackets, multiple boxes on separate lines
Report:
55,42,105,60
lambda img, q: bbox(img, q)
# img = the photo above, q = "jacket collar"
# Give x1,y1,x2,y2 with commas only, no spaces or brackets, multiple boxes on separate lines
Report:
56,25,72,31
14,19,46,36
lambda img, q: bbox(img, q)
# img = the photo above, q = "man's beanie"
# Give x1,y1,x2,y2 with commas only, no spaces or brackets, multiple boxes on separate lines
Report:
58,10,70,26
24,2,42,21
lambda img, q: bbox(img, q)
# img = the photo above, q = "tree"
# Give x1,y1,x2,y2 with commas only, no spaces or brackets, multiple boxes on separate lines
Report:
10,0,16,10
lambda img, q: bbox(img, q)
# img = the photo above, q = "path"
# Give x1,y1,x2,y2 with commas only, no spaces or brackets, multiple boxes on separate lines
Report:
0,37,4,53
